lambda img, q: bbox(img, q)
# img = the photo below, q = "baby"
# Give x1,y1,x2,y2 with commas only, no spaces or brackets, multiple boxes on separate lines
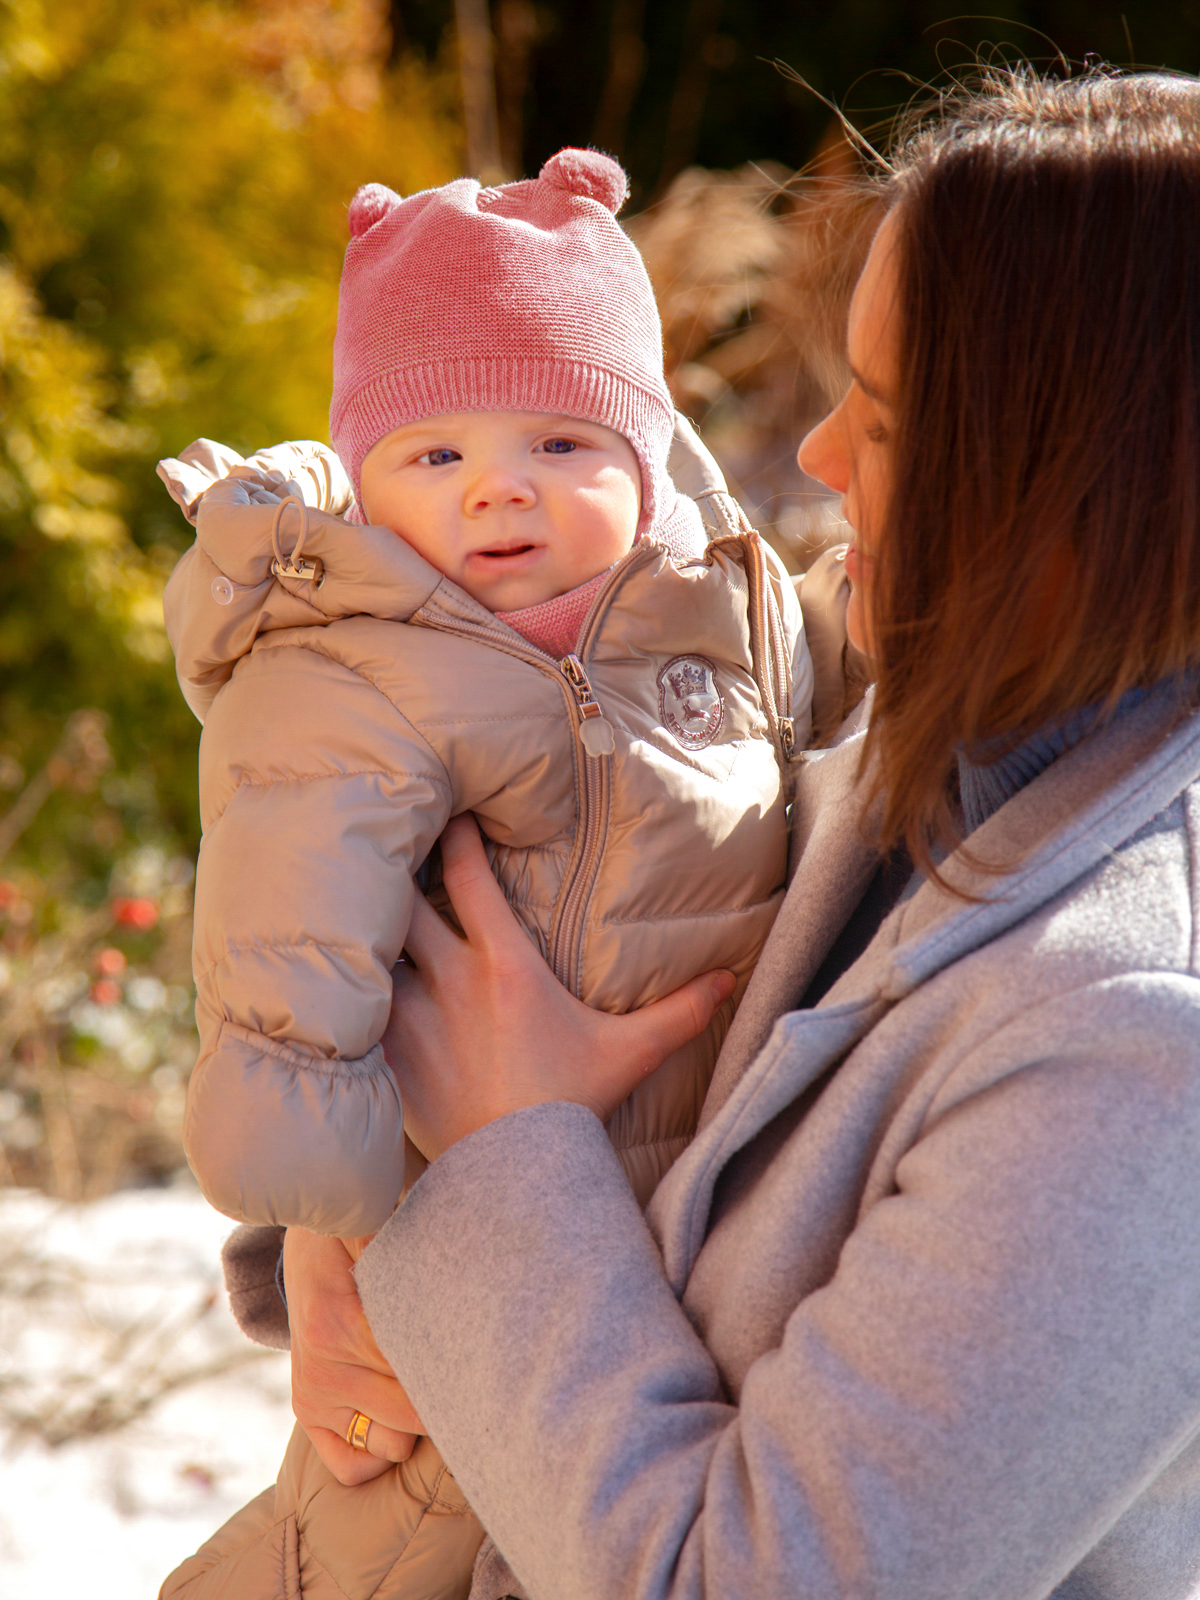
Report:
158,149,812,1599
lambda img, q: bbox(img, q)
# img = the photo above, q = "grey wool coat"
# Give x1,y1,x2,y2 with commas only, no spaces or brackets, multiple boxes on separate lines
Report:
355,682,1200,1600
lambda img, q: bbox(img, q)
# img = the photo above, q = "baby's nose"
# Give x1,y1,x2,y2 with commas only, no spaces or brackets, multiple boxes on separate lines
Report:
467,470,536,513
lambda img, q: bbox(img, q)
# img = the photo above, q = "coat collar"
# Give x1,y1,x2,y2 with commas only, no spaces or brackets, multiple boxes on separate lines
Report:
666,685,1200,1290
842,679,1200,1006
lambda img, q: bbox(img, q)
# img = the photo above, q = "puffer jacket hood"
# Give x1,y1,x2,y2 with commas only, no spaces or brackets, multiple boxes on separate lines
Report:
167,480,445,722
160,437,450,722
162,420,811,1234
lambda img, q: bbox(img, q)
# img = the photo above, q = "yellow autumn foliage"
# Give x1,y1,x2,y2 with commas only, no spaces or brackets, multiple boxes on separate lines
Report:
0,0,462,849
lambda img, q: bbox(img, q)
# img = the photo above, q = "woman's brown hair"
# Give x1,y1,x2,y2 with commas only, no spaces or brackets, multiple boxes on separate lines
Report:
868,69,1200,871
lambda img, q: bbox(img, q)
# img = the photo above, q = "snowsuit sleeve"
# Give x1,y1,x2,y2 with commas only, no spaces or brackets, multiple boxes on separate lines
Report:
189,635,452,1235
171,480,451,1236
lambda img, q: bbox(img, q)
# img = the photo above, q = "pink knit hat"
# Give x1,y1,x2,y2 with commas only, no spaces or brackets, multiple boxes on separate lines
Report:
330,149,679,538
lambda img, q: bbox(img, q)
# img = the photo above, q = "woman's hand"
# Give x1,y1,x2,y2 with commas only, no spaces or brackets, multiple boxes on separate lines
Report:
284,1227,425,1485
385,814,737,1161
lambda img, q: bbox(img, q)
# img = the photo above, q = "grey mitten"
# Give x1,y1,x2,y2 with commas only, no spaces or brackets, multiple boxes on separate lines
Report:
221,1223,290,1350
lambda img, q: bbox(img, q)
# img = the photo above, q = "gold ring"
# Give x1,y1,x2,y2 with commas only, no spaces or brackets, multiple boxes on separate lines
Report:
346,1411,372,1451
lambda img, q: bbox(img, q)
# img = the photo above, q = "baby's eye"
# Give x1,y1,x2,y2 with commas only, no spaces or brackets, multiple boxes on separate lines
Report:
540,438,577,455
418,447,461,466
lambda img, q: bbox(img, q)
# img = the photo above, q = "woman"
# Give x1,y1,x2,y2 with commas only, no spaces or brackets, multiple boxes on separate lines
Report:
273,69,1200,1599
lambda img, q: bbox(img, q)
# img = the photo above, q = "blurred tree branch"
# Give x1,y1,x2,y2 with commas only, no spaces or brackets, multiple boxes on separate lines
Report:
592,0,647,160
494,0,539,176
0,710,110,867
654,0,723,198
455,0,506,180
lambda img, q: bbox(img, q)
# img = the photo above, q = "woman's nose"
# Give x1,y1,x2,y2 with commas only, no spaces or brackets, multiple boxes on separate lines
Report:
797,409,849,496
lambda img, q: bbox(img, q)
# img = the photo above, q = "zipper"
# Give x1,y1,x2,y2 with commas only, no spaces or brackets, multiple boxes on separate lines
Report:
549,653,613,989
545,544,662,988
413,545,655,993
561,654,615,756
706,511,795,772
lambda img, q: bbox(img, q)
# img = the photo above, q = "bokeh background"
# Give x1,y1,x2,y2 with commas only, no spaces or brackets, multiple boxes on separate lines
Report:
1,0,1198,1197
9,0,1200,1203
3,4,1200,1589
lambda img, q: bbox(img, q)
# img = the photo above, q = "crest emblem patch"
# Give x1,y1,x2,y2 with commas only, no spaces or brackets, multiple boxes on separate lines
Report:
658,655,724,752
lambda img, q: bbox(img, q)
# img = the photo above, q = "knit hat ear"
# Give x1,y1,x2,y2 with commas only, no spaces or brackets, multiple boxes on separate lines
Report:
539,148,628,215
348,183,400,238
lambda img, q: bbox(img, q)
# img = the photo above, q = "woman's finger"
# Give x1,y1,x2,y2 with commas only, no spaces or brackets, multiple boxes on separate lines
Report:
294,1410,418,1480
437,812,528,948
401,880,463,970
291,1361,425,1486
305,1362,425,1432
303,1424,398,1487
335,1409,420,1463
629,968,737,1073
588,969,737,1117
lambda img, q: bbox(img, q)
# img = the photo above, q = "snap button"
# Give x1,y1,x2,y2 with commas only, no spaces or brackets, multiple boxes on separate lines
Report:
211,576,234,606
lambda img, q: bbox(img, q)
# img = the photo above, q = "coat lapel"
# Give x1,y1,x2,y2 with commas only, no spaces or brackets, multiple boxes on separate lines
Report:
654,993,886,1291
699,716,882,1129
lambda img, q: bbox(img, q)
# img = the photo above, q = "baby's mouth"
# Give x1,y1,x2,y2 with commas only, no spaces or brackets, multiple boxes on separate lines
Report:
473,543,539,562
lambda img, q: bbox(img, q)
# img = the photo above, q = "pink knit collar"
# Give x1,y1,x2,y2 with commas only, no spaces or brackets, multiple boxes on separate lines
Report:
496,569,609,659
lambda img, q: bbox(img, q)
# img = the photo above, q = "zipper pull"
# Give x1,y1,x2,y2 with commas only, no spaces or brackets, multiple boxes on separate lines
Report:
561,654,615,757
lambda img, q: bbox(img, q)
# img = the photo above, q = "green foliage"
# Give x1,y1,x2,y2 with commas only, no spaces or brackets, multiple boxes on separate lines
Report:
0,0,462,1187
0,0,462,854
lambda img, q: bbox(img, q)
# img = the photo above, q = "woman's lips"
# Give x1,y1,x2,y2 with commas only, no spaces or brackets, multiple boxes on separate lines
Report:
844,542,860,584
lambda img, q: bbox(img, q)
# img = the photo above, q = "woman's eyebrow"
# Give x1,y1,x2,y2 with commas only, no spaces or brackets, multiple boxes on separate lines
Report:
849,363,892,406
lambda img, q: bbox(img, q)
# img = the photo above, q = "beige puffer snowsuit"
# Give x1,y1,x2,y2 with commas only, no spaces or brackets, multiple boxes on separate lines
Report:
159,425,810,1600
166,442,809,1234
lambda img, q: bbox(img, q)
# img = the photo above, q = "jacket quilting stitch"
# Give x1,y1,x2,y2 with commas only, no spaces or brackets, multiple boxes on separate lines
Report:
416,713,566,728
598,896,784,930
196,940,391,988
220,767,455,793
214,1020,386,1074
294,1537,349,1599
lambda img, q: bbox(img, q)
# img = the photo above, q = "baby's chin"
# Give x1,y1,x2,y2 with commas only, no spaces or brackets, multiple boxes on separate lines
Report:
470,577,580,615
464,563,620,616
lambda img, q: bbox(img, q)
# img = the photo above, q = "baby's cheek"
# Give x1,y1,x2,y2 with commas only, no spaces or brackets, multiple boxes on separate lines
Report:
557,495,636,575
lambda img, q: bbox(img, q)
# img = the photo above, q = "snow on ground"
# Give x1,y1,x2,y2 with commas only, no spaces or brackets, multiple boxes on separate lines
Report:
0,1184,294,1598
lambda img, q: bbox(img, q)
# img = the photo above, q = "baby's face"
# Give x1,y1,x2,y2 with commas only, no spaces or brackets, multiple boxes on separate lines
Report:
359,411,642,612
